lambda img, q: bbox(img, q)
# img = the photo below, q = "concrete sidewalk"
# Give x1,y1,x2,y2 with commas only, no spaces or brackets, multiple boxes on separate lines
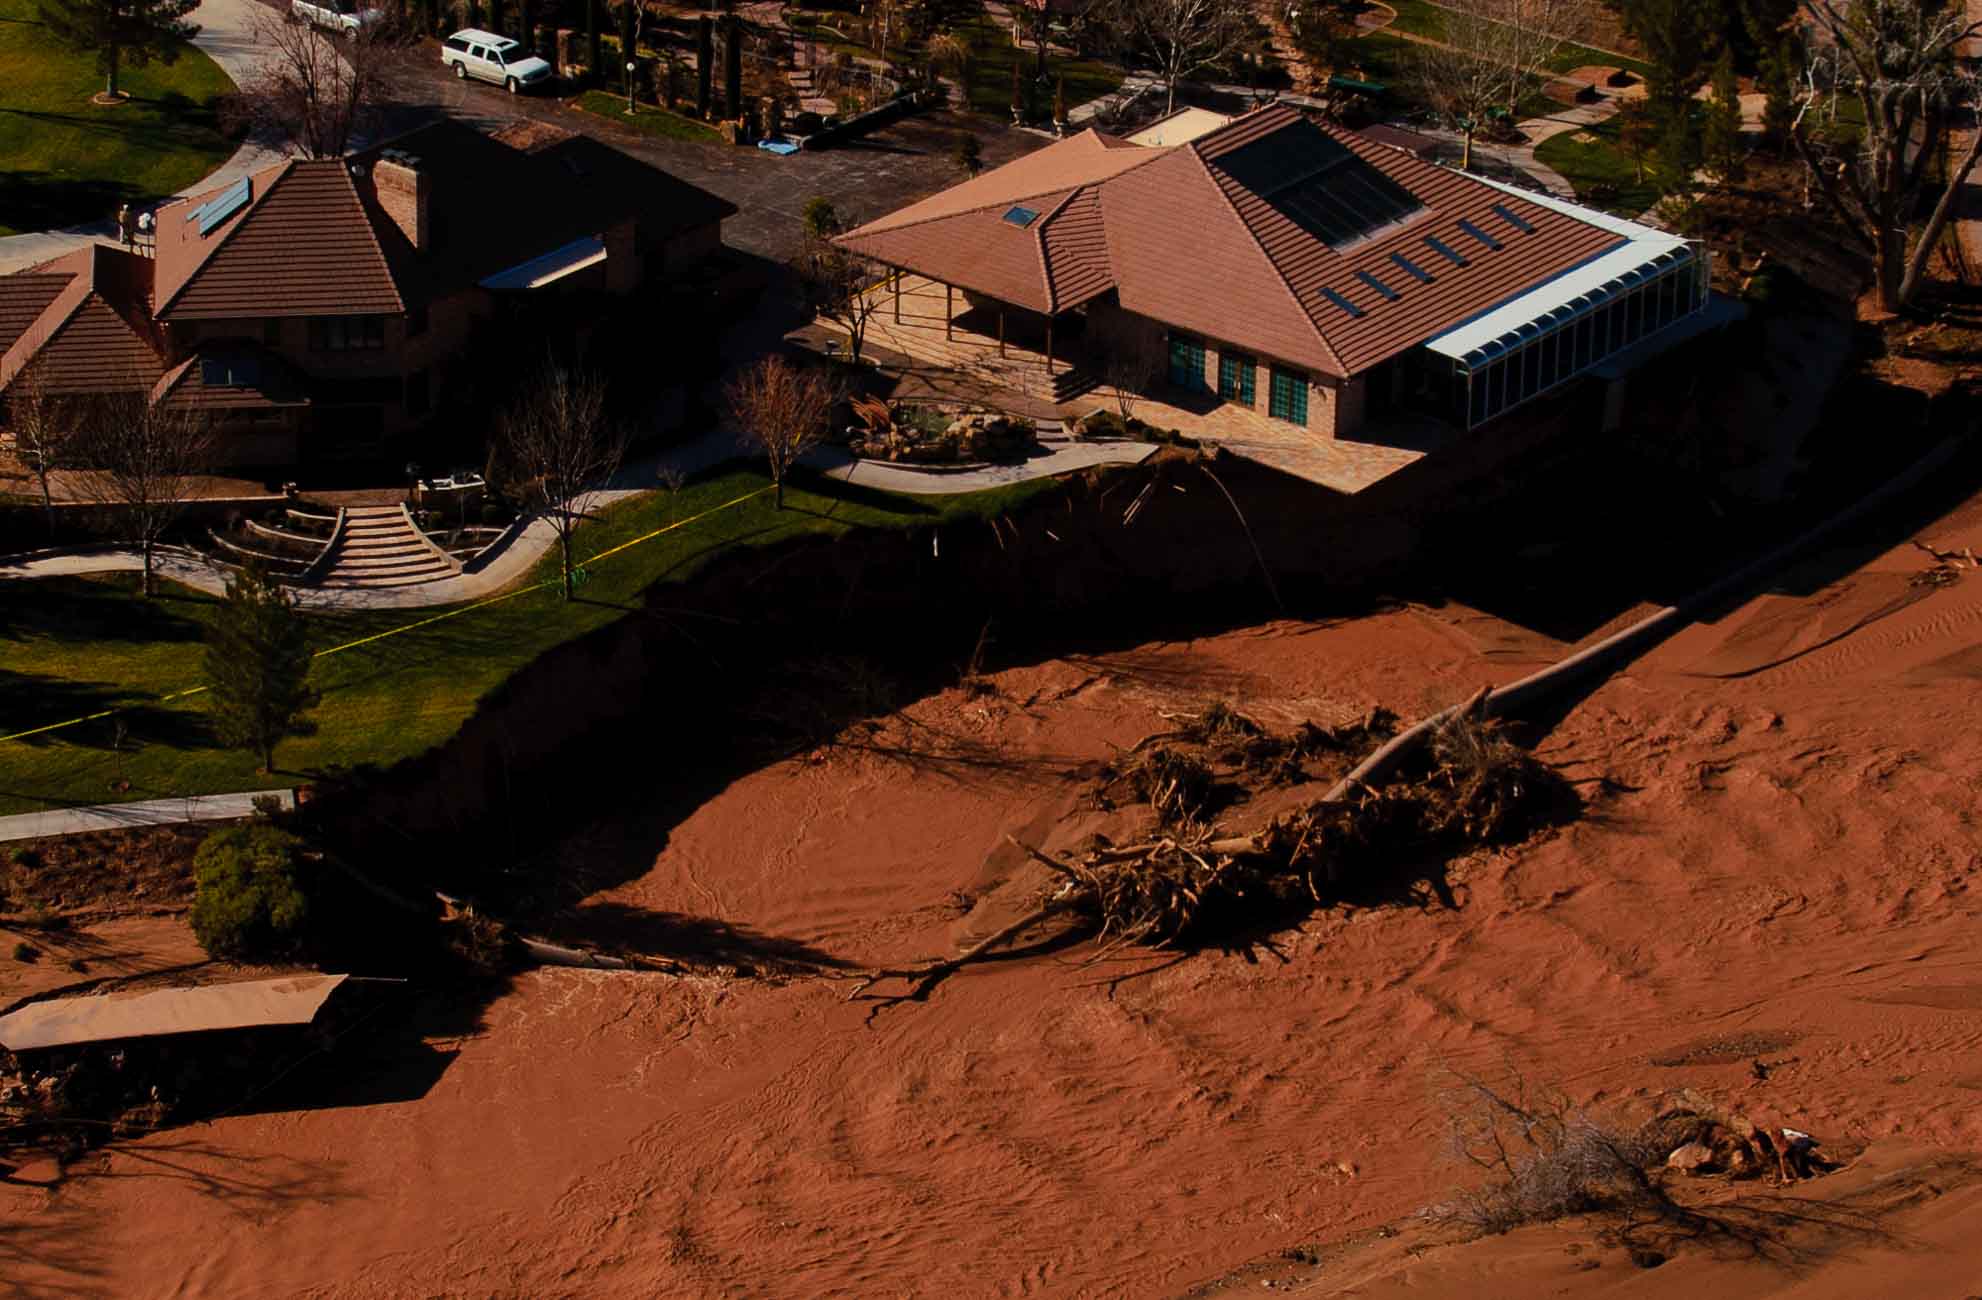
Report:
0,0,298,274
0,789,295,843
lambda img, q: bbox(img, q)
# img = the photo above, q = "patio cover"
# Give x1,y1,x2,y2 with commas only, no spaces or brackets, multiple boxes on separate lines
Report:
478,236,608,291
0,974,349,1052
1423,176,1690,364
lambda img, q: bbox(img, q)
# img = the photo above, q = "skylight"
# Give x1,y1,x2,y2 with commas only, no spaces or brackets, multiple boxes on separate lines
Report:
1457,219,1503,251
1424,235,1469,266
1003,206,1039,228
1355,270,1400,301
190,178,252,238
1321,287,1365,318
1491,202,1537,234
1388,253,1433,283
1210,123,1425,251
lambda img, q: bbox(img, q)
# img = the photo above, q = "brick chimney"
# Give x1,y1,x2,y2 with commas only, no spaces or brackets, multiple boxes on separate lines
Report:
372,150,430,253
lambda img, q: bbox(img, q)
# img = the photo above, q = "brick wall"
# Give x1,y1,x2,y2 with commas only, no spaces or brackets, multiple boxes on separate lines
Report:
373,158,431,253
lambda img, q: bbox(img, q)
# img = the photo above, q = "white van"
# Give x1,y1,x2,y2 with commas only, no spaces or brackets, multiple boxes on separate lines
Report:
440,29,554,93
292,0,383,33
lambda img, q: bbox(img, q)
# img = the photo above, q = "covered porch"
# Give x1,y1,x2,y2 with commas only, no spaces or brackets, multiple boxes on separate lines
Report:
850,273,1098,404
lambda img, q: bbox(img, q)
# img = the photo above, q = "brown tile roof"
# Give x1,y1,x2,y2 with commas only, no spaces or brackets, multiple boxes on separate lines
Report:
837,105,1626,379
154,160,408,322
154,341,312,411
0,272,74,358
0,245,161,395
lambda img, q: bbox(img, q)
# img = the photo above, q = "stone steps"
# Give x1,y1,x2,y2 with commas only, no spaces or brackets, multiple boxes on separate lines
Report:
312,505,455,589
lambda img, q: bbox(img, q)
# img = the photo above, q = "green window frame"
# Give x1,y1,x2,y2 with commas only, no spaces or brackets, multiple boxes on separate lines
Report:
1167,333,1206,390
1268,367,1309,425
1218,351,1256,405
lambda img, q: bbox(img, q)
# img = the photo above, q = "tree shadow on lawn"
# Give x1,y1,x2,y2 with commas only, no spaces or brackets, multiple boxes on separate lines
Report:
0,581,209,646
0,668,217,752
0,170,132,234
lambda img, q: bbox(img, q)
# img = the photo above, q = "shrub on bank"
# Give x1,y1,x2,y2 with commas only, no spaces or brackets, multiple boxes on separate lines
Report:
189,825,315,961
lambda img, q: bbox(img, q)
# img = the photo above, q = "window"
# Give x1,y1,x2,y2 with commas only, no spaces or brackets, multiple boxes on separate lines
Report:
405,369,431,417
262,318,282,346
444,35,471,53
1321,287,1364,319
1268,367,1309,425
1457,219,1503,251
1424,235,1468,267
1167,333,1206,390
309,315,386,352
1389,253,1433,283
1002,206,1039,228
407,303,429,338
1355,270,1399,301
1218,351,1256,405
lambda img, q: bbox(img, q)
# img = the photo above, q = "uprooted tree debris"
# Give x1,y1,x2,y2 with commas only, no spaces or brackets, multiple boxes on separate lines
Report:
851,696,1572,1004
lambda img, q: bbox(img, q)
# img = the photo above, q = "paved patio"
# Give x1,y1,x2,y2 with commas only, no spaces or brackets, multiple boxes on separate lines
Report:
831,275,1450,495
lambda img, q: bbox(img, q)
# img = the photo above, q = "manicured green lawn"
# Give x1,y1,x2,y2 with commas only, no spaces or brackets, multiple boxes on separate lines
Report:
956,13,1122,118
0,0,237,235
1376,0,1654,78
573,89,725,143
1532,114,1663,216
0,466,1057,816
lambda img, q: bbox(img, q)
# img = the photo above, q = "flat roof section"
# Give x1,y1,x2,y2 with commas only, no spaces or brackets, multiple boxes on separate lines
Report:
0,974,349,1052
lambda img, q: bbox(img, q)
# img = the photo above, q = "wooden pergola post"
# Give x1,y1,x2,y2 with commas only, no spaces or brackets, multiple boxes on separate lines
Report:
945,282,954,341
1045,316,1055,374
892,269,901,324
998,307,1007,358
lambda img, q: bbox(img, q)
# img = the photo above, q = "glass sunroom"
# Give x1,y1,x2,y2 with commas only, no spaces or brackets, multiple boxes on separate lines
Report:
1414,186,1713,431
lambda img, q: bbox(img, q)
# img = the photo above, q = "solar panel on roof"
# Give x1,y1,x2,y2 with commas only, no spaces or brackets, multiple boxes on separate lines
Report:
1210,121,1424,250
1491,203,1536,234
194,178,252,238
1320,287,1364,318
1003,206,1040,228
1389,253,1433,283
1424,235,1468,266
1355,270,1400,300
1457,218,1503,250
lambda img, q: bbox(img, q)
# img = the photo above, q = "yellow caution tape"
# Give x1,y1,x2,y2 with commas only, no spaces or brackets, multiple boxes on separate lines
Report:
0,485,775,746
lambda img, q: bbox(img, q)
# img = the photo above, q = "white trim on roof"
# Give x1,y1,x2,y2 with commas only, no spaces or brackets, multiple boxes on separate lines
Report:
478,236,607,291
1423,176,1689,362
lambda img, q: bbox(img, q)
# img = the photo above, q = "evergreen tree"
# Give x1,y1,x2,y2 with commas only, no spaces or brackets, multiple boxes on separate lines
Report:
1653,101,1701,206
36,0,199,99
204,565,318,774
724,12,742,117
952,130,982,177
1618,0,1717,115
1760,36,1798,155
1703,47,1745,183
696,14,713,118
586,0,601,83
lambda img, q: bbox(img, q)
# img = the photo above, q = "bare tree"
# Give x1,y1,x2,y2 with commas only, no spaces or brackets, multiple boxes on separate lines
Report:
495,355,627,601
74,389,216,598
724,356,837,510
797,228,884,365
1410,0,1592,171
223,8,388,159
1104,329,1165,423
5,359,86,540
1794,0,1982,311
1097,0,1254,114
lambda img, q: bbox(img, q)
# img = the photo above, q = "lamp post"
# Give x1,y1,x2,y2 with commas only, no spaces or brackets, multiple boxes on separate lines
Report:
626,60,636,114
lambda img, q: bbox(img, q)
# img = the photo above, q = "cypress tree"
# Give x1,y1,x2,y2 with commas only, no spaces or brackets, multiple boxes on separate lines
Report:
203,565,318,774
696,14,713,118
619,0,634,79
724,13,742,118
1703,47,1745,183
487,0,502,39
587,0,601,83
1760,37,1797,155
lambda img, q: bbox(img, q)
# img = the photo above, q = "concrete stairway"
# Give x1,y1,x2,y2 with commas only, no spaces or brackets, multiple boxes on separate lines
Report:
315,505,455,589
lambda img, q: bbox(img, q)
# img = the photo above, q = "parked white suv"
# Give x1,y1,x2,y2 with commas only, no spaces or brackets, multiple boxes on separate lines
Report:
291,0,383,34
441,30,553,93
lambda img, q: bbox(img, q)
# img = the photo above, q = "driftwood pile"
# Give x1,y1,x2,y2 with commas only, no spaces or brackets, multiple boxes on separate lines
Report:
852,698,1568,1003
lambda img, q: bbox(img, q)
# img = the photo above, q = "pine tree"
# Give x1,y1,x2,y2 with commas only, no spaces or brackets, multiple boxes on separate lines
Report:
1760,37,1797,156
696,14,713,118
204,565,318,774
724,12,742,117
36,0,199,100
586,0,601,84
1703,47,1745,184
952,130,982,178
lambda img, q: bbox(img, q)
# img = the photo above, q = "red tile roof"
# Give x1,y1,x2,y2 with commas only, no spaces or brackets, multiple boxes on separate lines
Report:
837,105,1625,379
154,160,408,322
0,245,161,395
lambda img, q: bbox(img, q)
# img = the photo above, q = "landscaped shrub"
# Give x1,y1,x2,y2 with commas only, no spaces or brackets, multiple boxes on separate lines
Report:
189,825,315,961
